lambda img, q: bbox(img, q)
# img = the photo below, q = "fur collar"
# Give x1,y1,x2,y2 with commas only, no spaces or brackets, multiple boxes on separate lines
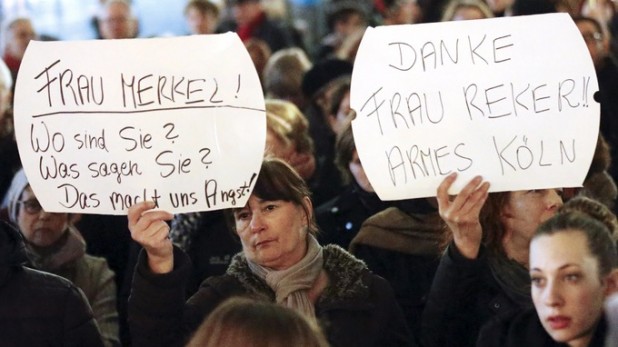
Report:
223,244,369,306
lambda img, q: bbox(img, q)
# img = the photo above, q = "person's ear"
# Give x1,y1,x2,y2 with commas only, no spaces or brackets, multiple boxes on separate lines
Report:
604,269,618,296
500,205,514,227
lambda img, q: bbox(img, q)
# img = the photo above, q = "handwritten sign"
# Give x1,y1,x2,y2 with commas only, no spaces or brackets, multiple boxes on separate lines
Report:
14,33,266,214
350,13,599,200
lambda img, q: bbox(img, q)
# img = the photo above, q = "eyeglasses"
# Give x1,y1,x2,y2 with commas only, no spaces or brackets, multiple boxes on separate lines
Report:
103,16,130,24
582,32,603,44
17,199,43,214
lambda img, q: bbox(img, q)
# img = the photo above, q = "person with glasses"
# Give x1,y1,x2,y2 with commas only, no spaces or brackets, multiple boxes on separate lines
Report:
1,16,36,88
97,0,138,40
574,16,618,191
5,168,120,347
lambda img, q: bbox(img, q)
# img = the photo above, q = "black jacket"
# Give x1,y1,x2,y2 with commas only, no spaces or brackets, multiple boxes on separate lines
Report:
350,207,444,341
421,244,531,347
316,183,390,249
129,245,415,347
0,221,104,347
477,307,608,347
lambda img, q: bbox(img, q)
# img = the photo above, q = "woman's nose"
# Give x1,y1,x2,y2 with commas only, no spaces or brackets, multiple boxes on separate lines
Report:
37,209,52,220
543,280,564,307
249,213,265,233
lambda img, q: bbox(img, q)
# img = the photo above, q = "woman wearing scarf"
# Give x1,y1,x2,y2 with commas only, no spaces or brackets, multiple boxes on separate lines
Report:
128,157,413,347
476,197,618,346
421,174,563,347
6,168,120,347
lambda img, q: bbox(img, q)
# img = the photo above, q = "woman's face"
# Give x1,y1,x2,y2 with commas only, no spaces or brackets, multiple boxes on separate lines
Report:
186,8,217,35
392,0,421,24
530,231,612,346
328,91,352,136
576,20,606,69
349,150,373,192
501,189,562,247
234,195,310,270
17,186,69,247
486,0,514,13
6,19,35,60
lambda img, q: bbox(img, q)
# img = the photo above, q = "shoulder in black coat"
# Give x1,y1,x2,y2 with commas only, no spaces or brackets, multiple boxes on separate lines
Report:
477,307,608,347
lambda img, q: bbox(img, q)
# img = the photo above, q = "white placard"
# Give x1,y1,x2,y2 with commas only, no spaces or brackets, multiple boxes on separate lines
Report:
14,33,266,214
350,13,599,200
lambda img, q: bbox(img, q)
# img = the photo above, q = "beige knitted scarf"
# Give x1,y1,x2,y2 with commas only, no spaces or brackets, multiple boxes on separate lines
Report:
247,234,323,322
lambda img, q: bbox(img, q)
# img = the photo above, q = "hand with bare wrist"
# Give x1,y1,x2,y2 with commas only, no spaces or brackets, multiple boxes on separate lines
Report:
436,173,490,259
127,201,175,274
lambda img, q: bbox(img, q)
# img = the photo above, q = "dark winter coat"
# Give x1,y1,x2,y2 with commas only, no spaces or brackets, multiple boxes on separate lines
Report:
129,244,414,347
0,221,104,347
316,183,390,249
476,307,608,347
169,210,242,296
350,207,444,341
421,244,531,347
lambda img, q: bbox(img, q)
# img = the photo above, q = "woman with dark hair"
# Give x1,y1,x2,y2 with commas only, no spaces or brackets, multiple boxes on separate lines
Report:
478,198,618,346
421,174,562,347
128,157,413,347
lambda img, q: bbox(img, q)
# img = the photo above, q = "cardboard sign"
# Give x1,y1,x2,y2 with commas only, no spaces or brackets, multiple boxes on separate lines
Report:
14,33,266,214
351,13,599,200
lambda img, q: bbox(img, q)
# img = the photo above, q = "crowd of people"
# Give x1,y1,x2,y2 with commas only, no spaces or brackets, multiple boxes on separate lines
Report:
1,0,618,346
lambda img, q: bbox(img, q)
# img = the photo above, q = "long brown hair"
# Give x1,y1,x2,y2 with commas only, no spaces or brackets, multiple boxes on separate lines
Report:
479,192,510,255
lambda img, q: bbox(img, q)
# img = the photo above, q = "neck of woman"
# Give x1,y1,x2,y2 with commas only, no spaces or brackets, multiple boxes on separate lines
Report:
502,238,529,268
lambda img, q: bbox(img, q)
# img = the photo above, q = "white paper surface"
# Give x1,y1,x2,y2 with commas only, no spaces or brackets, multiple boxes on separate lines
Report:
14,33,266,214
350,13,600,200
